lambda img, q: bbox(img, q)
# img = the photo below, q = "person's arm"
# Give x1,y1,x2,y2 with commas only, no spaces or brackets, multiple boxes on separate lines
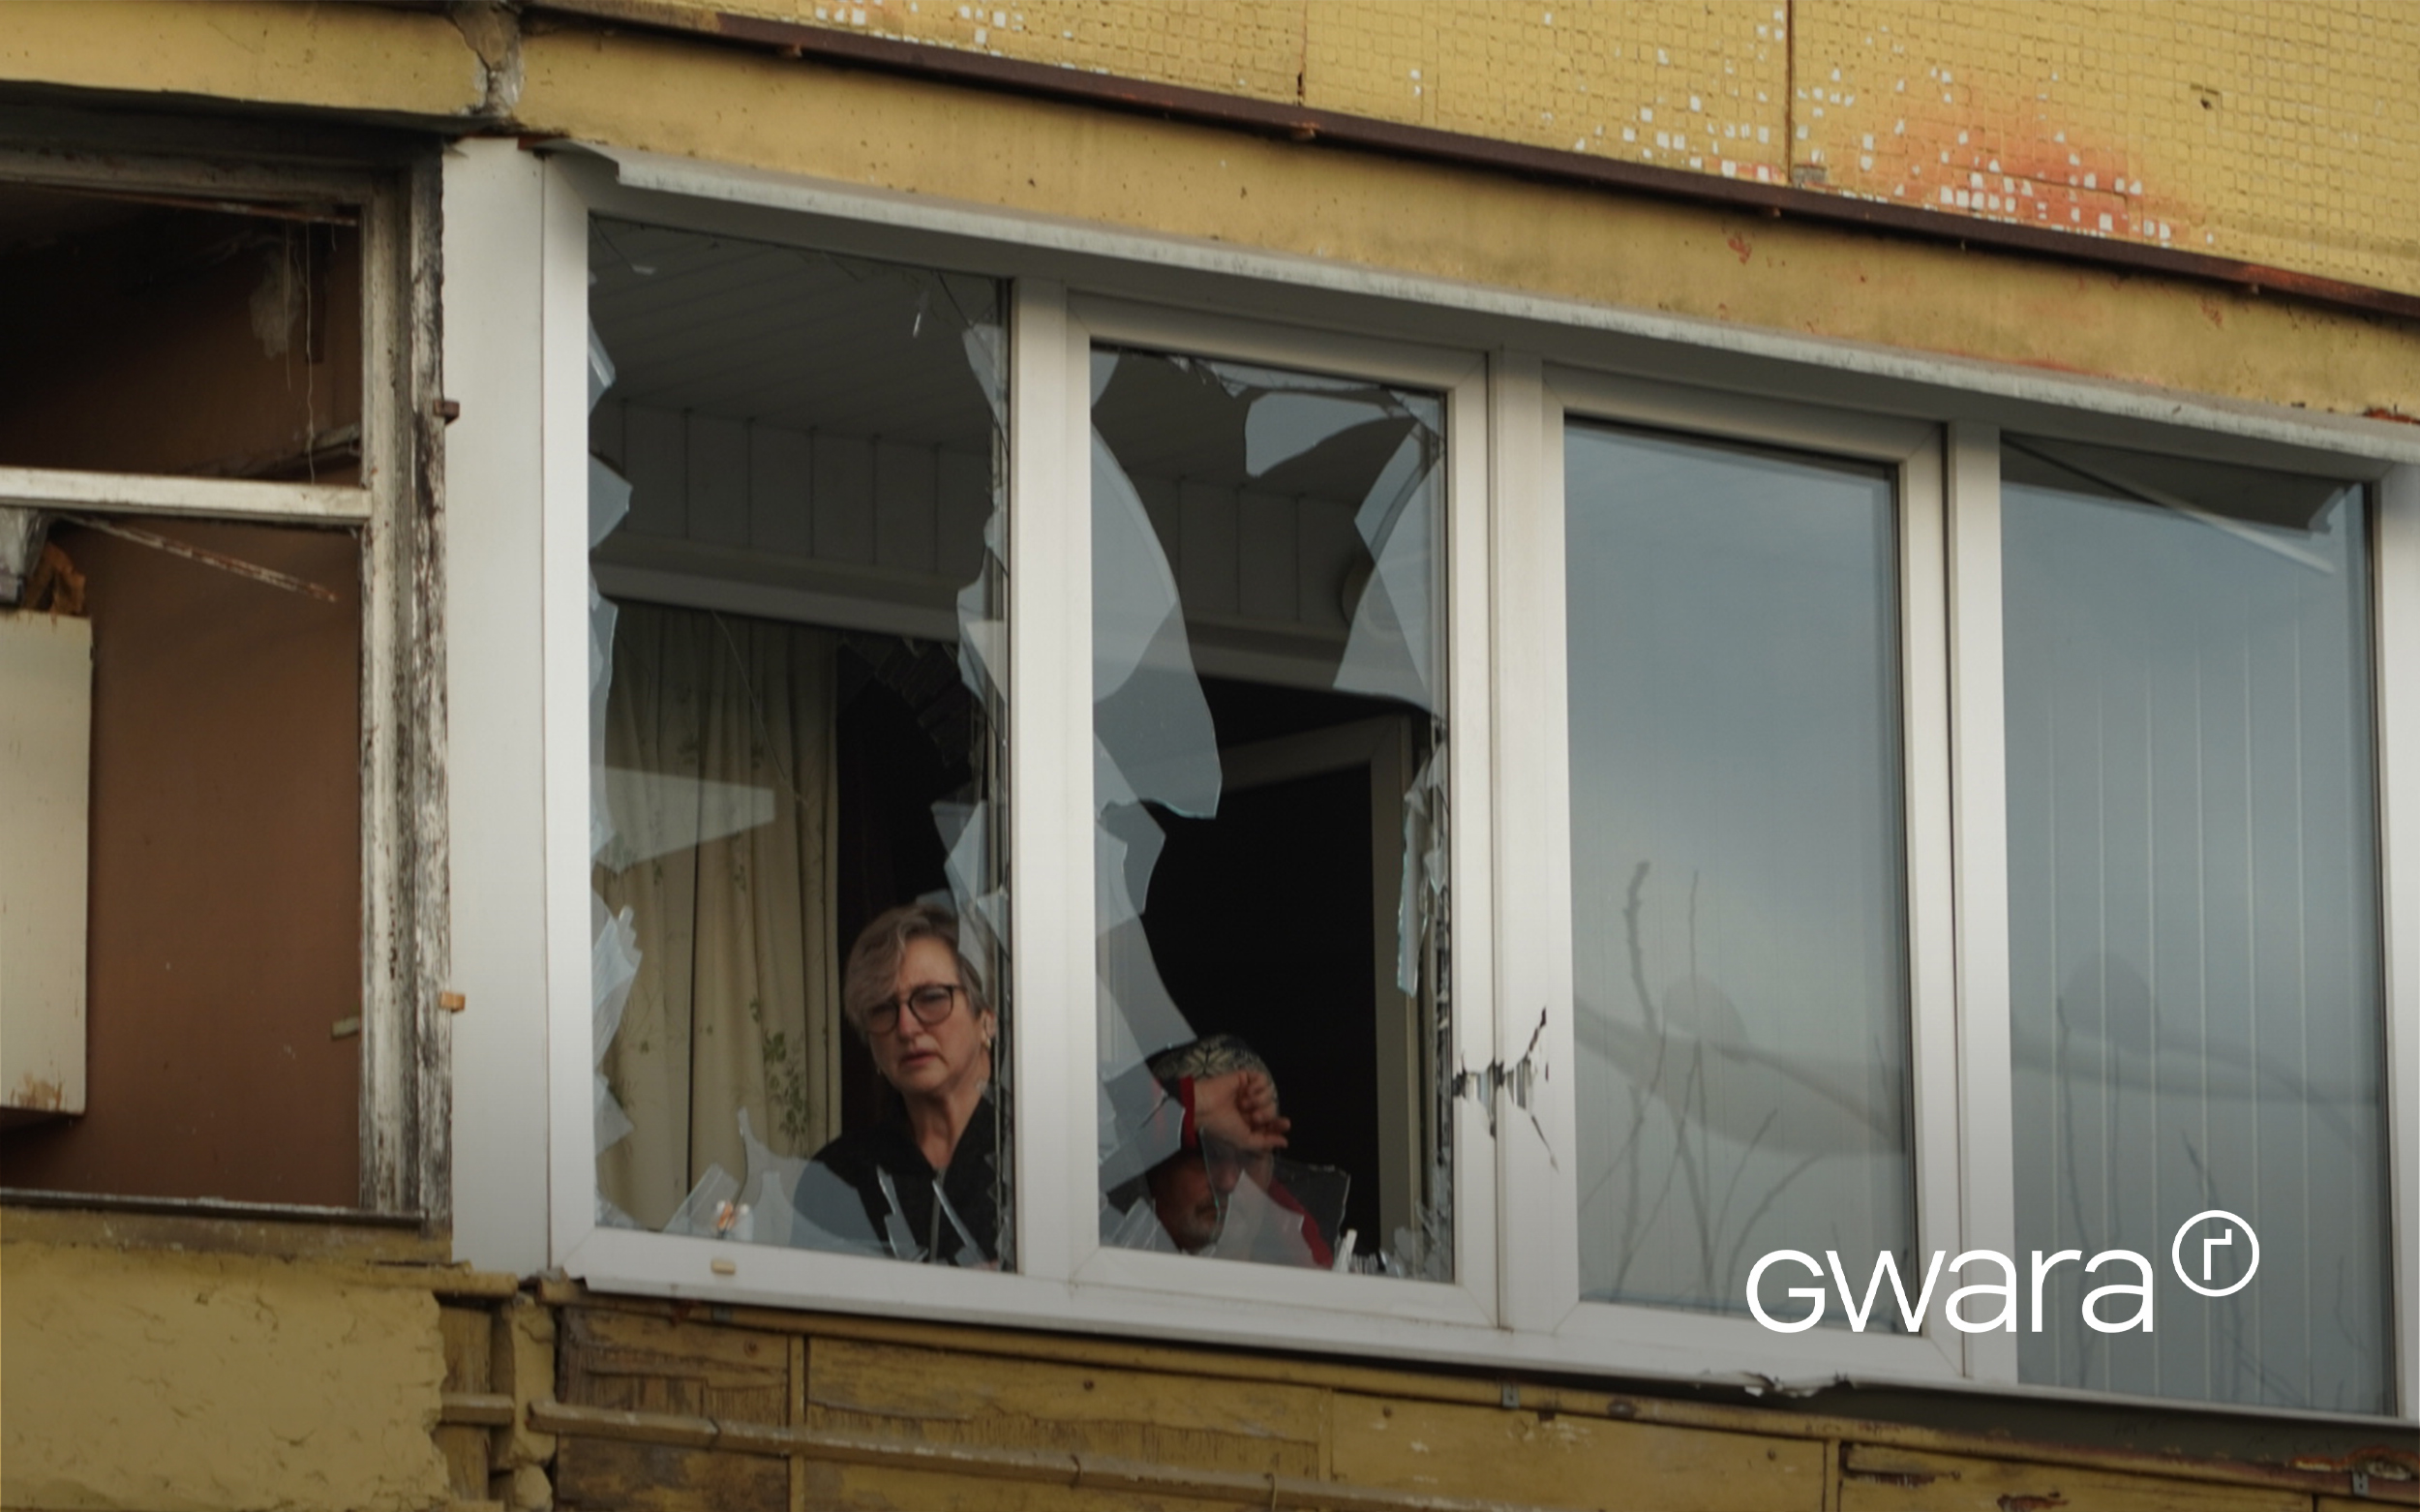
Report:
1176,1069,1290,1153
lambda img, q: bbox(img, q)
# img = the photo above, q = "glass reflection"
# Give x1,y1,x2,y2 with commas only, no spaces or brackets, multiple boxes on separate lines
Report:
1564,422,1915,1318
2003,440,2387,1411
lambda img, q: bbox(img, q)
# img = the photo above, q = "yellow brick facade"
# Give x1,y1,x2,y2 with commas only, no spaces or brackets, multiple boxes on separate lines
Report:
693,0,2420,297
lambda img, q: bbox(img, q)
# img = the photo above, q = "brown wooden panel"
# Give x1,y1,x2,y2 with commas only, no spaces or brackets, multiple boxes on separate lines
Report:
806,1336,1320,1477
0,520,361,1205
0,203,364,477
1839,1445,2309,1512
798,1461,1258,1512
556,1436,787,1512
441,1306,494,1394
1329,1393,1822,1512
559,1308,791,1426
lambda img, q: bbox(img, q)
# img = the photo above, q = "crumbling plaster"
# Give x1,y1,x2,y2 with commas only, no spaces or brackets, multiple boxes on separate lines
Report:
0,1242,451,1512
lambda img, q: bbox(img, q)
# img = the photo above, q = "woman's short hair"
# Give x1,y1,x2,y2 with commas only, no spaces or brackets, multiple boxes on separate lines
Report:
841,901,992,1038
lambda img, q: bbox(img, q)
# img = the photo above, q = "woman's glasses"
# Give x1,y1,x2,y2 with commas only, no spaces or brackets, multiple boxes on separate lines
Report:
865,982,963,1036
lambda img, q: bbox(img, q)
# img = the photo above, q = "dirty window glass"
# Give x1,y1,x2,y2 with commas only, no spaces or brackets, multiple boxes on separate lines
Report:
587,220,1011,1267
1091,347,1451,1278
0,185,363,482
2002,439,2388,1411
1563,422,1916,1319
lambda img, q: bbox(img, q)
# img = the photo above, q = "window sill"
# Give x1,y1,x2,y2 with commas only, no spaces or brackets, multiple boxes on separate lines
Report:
0,1188,452,1268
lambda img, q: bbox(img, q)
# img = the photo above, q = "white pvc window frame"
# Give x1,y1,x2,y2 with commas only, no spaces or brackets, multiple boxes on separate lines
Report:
518,147,2419,1417
1059,294,1499,1330
1497,369,1980,1385
541,170,1514,1361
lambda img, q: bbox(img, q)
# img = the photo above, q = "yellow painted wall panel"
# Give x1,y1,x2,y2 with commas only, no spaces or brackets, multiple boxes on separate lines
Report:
1791,1,2420,297
1329,1392,1825,1511
0,2,492,121
629,0,2420,296
806,1335,1323,1476
1301,1,1789,184
1838,1445,2309,1512
515,31,2420,422
0,1242,452,1512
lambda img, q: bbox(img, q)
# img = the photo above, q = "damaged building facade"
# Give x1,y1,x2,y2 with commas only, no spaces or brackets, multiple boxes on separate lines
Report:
2,2,2416,1509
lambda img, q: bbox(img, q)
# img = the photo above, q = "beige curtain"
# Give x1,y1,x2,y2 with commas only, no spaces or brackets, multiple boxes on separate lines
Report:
595,603,839,1229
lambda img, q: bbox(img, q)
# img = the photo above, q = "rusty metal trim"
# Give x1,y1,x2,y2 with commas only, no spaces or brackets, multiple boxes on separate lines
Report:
525,0,2420,324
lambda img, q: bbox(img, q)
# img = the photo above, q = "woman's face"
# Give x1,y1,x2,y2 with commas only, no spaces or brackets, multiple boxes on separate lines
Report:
867,935,992,1104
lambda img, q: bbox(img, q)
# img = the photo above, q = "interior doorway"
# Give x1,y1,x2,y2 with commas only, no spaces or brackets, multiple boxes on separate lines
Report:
1141,701,1420,1255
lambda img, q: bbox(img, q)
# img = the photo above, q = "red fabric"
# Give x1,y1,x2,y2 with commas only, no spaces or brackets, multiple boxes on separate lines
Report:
1266,1178,1335,1268
1174,1074,1199,1150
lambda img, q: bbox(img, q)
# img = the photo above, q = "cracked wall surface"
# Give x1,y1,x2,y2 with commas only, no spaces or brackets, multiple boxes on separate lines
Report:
0,1241,452,1512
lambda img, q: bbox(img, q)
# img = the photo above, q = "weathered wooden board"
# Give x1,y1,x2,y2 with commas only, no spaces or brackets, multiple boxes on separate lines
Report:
1328,1393,1822,1512
556,1435,787,1512
560,1307,792,1425
796,1462,1262,1511
1839,1445,2309,1512
806,1335,1322,1477
439,1304,493,1393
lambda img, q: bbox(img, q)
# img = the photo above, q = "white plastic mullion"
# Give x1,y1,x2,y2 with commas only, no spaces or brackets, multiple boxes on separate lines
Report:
541,162,600,1269
1006,279,1085,1286
2376,463,2420,1420
1443,353,1500,1326
1946,422,2020,1384
1495,353,1580,1336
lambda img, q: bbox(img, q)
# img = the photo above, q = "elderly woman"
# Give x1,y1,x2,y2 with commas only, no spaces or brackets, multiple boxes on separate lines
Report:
799,903,1286,1267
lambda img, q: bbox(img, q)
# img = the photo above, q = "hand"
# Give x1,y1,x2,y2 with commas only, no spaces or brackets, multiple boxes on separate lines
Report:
1192,1069,1290,1153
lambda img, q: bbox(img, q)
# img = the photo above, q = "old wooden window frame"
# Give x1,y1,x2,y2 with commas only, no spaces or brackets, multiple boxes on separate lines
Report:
0,143,450,1223
505,144,2417,1420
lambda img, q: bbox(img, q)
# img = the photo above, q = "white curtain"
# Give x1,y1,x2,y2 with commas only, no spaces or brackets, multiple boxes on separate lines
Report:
594,603,840,1229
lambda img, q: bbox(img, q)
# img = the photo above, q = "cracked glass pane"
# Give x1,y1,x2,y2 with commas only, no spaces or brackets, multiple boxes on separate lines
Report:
1564,422,1916,1319
2002,442,2387,1411
586,219,1011,1266
1091,346,1452,1279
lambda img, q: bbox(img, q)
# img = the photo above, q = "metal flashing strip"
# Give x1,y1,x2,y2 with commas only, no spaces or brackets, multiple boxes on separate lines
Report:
532,0,2420,324
578,143,2420,469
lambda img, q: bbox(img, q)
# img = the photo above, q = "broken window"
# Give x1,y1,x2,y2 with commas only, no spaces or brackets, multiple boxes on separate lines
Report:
0,170,426,1213
1089,347,1451,1278
2001,439,2390,1412
0,183,361,481
1562,422,1916,1318
585,220,1011,1265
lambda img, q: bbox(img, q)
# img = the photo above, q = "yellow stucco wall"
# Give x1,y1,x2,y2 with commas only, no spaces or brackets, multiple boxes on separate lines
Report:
688,0,2420,299
0,1238,452,1512
0,2,492,121
511,27,2420,422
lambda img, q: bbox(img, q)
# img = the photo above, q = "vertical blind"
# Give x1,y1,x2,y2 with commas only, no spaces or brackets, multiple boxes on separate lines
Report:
2003,442,2390,1412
